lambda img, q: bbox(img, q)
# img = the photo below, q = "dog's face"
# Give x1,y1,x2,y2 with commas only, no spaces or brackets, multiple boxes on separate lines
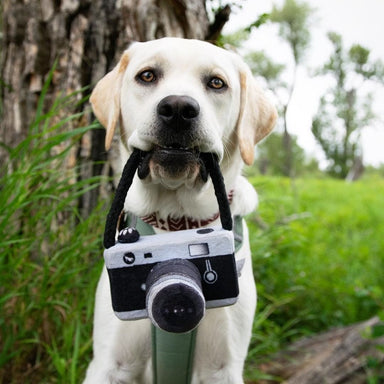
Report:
91,38,276,190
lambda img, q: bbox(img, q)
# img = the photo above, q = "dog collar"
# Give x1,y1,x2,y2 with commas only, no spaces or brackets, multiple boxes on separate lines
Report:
140,190,234,232
140,212,219,232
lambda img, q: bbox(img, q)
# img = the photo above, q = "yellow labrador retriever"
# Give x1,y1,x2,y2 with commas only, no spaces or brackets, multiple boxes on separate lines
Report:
84,38,276,384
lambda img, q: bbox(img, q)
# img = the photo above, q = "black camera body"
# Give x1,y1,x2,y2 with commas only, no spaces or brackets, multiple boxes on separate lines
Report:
104,226,239,332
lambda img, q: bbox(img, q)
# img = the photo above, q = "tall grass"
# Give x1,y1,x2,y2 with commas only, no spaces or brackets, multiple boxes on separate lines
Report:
0,75,105,383
245,176,384,380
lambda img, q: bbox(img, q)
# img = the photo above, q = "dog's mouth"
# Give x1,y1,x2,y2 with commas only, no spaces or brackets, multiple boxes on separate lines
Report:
155,144,199,155
137,144,208,189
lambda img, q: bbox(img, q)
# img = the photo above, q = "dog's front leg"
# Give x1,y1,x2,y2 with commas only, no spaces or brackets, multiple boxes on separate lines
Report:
83,268,152,384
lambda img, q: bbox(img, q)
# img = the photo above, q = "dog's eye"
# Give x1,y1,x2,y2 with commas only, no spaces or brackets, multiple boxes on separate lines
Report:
207,77,226,90
138,70,157,83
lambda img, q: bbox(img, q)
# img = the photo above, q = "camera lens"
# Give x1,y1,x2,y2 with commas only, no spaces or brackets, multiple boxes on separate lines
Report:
156,284,201,331
146,259,205,333
162,294,195,322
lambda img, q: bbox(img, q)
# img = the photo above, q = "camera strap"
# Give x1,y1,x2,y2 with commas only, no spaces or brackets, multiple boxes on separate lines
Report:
104,150,233,248
104,148,144,249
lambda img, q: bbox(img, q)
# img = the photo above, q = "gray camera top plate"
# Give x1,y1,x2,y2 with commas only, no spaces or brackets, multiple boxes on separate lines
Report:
104,226,235,269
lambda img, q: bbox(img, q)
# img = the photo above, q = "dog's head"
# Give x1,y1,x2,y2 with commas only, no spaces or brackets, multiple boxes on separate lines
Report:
91,38,276,190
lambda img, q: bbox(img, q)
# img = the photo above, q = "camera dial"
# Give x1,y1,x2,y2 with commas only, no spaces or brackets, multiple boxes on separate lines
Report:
118,227,140,243
123,252,135,264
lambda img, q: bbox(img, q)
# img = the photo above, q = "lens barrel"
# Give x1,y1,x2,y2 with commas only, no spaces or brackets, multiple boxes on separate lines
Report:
146,259,205,333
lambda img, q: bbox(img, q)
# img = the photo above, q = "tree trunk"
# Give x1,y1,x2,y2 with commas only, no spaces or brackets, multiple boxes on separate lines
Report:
281,64,297,179
346,156,364,182
1,0,223,215
254,317,384,384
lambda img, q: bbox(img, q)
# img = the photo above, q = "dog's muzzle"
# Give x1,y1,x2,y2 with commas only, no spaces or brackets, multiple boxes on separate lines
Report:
137,95,208,188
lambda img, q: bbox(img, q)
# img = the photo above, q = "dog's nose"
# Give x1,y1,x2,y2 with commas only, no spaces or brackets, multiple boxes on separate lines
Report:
157,95,200,128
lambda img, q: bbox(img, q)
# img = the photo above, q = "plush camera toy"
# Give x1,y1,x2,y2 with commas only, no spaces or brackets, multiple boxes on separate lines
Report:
105,225,238,333
103,150,237,334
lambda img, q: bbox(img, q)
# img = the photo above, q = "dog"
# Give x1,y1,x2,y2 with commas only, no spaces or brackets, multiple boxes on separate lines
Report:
83,37,276,384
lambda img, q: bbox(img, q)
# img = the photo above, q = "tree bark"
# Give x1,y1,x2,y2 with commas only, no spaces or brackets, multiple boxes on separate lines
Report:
255,317,384,384
1,0,218,214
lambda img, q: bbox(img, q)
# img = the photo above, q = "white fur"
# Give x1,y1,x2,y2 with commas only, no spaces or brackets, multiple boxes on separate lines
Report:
84,38,276,384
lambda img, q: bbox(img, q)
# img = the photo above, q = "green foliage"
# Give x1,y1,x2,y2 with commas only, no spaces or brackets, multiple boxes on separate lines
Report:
269,0,314,63
362,317,384,382
349,44,384,83
312,32,382,179
217,11,270,48
252,0,315,178
218,28,251,48
0,75,105,383
250,132,319,177
349,44,370,70
244,51,286,89
245,13,270,31
244,176,384,379
364,164,384,179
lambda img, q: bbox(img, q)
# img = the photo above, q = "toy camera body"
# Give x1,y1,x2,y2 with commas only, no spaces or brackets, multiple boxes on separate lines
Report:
104,226,239,332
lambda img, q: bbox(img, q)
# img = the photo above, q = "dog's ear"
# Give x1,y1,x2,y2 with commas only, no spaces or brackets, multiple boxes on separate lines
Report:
90,52,130,150
236,66,277,165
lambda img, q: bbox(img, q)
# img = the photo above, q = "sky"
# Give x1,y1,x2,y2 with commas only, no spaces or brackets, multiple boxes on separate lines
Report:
223,0,384,167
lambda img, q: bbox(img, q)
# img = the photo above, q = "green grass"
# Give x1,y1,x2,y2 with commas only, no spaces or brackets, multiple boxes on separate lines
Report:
1,87,383,382
245,176,384,380
0,78,105,383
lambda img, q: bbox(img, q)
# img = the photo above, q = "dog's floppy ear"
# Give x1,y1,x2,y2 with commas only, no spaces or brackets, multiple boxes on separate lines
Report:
236,66,277,165
90,52,130,150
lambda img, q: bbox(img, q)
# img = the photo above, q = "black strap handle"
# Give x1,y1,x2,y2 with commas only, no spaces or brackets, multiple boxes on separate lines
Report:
199,153,233,231
104,151,233,248
103,149,143,248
